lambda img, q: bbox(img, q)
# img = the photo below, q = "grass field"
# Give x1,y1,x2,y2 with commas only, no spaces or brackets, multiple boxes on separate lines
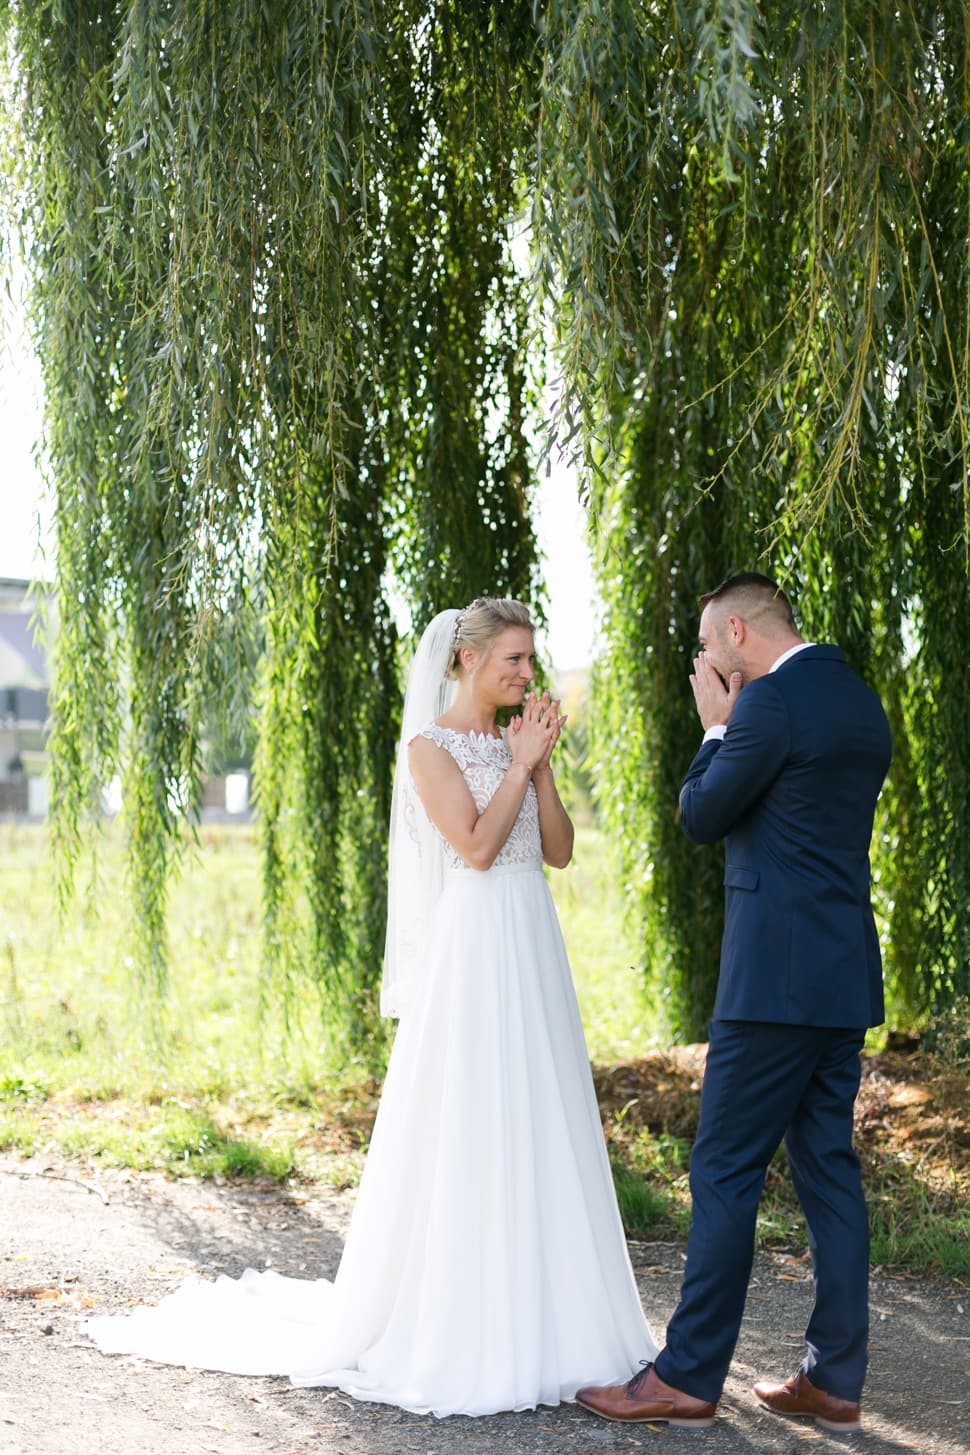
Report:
0,820,656,1181
3,820,967,1277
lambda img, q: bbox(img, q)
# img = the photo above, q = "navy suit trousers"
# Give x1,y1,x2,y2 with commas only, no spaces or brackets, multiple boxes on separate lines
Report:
654,1019,869,1405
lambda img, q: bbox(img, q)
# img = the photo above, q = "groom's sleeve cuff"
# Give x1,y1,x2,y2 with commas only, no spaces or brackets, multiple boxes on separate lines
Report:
702,725,727,744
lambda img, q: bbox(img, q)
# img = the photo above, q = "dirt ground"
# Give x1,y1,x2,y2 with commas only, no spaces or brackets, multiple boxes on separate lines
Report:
2,1148,968,1455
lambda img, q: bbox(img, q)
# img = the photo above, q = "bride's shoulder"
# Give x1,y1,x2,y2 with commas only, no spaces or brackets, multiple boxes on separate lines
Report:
409,721,463,757
412,720,453,747
408,724,473,783
411,720,509,765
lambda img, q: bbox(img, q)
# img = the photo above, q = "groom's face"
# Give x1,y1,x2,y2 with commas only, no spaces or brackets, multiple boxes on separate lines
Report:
698,604,746,686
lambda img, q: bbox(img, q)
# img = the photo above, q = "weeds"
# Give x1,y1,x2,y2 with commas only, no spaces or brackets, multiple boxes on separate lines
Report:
0,1073,49,1102
608,1129,692,1240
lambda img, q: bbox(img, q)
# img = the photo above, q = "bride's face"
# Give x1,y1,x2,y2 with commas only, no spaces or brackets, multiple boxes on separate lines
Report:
469,626,536,707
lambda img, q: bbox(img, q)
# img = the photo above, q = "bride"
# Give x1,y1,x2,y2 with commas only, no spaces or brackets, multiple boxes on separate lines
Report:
86,597,656,1416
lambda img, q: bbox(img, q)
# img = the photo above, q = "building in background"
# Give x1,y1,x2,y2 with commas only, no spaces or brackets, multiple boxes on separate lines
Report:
0,577,251,819
0,577,50,816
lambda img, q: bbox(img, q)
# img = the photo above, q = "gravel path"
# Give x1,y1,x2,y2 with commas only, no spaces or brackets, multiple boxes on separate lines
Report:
2,1152,967,1455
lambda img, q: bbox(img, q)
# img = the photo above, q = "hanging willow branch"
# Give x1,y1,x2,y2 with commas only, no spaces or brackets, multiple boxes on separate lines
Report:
1,0,541,1053
2,0,969,1048
537,0,970,1033
536,0,970,538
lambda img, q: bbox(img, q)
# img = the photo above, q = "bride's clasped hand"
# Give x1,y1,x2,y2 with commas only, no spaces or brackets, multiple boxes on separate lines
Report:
509,690,567,768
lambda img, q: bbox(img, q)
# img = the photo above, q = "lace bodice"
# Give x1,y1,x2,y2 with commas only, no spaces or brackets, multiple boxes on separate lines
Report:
418,724,542,870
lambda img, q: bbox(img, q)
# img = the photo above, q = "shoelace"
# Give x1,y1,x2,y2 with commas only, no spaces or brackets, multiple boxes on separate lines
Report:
626,1360,654,1396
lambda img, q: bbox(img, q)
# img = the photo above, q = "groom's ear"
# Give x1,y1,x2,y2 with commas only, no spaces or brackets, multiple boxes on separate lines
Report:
726,614,746,644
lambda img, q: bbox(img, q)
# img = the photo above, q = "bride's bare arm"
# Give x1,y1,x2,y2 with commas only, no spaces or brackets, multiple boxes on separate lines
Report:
531,766,574,868
408,738,533,872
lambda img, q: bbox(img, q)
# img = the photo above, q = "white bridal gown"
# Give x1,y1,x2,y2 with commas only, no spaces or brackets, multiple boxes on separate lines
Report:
86,725,656,1416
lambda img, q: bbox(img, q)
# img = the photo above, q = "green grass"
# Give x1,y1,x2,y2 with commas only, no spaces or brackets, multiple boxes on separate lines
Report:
0,821,654,1186
0,1099,297,1180
866,1159,970,1278
555,823,660,1063
2,821,968,1278
609,1130,693,1241
0,822,372,1182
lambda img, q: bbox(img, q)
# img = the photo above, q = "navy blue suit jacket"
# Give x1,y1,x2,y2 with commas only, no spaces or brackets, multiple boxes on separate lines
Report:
679,646,892,1029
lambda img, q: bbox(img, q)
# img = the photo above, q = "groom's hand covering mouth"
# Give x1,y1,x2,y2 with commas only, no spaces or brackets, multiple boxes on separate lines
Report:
695,649,730,692
689,653,743,730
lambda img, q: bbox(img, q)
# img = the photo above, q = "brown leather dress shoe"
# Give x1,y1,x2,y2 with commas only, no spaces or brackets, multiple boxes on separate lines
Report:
753,1370,862,1432
576,1362,717,1428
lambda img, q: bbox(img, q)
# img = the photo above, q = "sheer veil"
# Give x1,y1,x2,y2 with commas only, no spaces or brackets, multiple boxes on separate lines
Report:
381,609,459,1017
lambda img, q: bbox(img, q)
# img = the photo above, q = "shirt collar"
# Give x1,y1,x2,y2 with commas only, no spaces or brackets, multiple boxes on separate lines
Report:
769,642,815,673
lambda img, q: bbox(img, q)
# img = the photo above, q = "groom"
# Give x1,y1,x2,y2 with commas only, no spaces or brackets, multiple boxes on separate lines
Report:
578,573,892,1432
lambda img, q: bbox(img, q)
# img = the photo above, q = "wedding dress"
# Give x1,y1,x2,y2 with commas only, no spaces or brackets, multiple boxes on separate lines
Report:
86,723,656,1415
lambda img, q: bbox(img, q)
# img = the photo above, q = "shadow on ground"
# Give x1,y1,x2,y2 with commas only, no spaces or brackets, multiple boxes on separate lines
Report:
0,1155,967,1455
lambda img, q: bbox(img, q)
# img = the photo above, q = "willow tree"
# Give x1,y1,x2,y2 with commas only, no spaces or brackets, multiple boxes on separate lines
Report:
534,0,970,1037
0,0,540,1052
2,0,968,1050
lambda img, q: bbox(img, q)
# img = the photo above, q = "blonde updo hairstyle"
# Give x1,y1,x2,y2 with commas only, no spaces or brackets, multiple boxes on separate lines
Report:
444,597,534,681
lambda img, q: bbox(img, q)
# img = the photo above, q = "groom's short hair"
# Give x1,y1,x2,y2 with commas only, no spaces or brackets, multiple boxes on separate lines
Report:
700,573,797,636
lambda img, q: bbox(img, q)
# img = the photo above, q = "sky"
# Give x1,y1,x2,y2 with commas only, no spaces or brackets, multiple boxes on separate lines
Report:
0,308,598,674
